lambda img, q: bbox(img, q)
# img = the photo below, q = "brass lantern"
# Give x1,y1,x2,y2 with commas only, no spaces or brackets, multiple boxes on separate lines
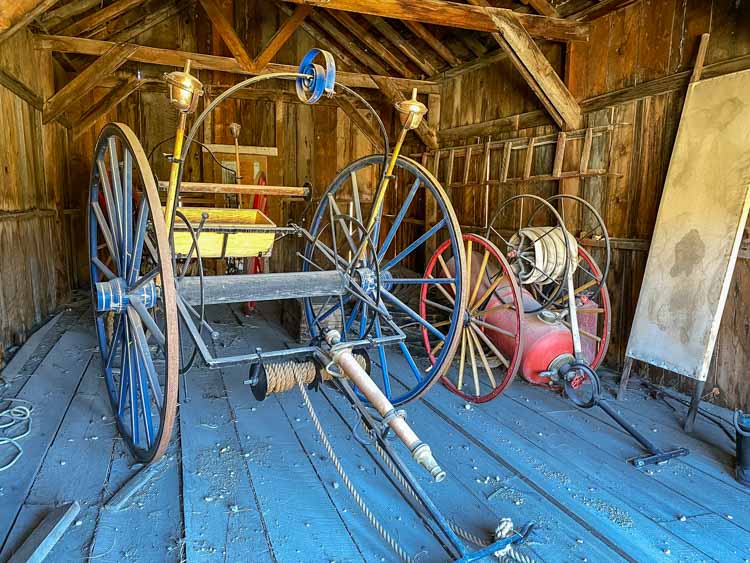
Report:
395,88,428,131
165,60,204,114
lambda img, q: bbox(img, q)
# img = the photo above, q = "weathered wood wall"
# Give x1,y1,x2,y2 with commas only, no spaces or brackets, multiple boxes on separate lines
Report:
438,0,750,409
0,29,72,367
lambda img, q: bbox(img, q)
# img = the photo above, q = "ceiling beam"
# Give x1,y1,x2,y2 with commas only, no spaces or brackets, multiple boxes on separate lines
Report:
253,5,312,71
403,21,461,67
371,76,438,150
569,0,640,21
328,10,415,78
35,34,441,92
43,42,138,124
197,0,255,73
366,16,438,77
282,0,590,43
40,0,101,30
58,0,148,38
0,0,57,45
73,77,144,138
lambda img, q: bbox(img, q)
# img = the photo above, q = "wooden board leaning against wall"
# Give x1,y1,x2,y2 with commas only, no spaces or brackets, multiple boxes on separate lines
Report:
431,0,750,410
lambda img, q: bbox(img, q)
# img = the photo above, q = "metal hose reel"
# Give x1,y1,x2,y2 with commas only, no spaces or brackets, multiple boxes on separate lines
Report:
508,226,578,286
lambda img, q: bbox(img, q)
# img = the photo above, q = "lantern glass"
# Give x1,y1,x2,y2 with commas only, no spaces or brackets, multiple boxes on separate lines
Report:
165,70,204,113
395,97,427,130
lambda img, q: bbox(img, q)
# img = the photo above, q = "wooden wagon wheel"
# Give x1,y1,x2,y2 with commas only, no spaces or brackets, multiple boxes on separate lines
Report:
88,122,179,464
420,234,524,403
303,154,468,407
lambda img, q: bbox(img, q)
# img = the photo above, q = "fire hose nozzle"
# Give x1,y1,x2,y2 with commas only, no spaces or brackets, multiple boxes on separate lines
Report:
412,442,446,482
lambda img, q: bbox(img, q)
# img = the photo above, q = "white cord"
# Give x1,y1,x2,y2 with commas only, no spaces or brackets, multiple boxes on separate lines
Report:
0,398,33,472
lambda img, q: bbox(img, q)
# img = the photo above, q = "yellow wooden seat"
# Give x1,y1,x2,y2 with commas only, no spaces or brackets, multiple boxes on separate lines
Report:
170,207,276,258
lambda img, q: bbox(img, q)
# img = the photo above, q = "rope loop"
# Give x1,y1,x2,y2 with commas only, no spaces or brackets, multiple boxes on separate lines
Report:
296,48,336,104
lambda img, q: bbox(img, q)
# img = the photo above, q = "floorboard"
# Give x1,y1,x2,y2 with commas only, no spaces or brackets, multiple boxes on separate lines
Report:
2,303,749,563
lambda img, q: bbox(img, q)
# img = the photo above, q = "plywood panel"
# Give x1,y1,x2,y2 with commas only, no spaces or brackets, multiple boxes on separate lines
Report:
627,69,750,381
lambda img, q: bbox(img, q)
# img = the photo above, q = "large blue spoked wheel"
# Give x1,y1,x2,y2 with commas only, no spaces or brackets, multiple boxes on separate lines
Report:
303,155,468,406
88,123,179,464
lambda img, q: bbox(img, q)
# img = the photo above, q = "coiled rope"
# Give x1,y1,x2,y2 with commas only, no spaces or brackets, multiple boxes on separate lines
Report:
293,368,414,562
0,398,33,472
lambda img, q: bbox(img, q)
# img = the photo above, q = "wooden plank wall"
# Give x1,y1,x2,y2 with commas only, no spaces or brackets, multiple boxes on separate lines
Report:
0,29,71,368
438,1,750,410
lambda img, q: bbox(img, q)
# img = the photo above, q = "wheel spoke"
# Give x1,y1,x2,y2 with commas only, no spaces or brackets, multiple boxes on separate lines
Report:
555,279,598,305
377,178,421,261
470,272,505,312
133,346,154,449
345,301,362,334
128,197,149,285
129,300,165,347
381,289,445,341
106,314,124,370
127,308,164,409
468,328,496,388
392,277,455,285
92,256,117,281
470,323,509,368
436,255,457,296
399,341,422,382
132,267,159,293
423,299,453,315
561,319,602,342
456,331,467,391
108,137,125,251
473,303,514,317
469,249,490,306
350,170,362,224
122,147,133,275
92,201,121,270
472,317,516,339
516,254,559,285
97,157,121,259
118,324,129,416
328,196,358,255
382,219,446,272
465,328,481,396
373,316,391,398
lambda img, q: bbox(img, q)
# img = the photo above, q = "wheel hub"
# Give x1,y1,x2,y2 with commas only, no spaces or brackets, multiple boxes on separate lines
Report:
95,278,158,312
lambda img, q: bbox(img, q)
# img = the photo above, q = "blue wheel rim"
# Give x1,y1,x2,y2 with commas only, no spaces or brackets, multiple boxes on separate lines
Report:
303,154,465,407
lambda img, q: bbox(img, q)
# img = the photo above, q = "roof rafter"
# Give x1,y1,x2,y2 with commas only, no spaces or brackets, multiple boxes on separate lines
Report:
403,20,461,67
366,16,438,77
198,0,255,73
58,0,149,38
0,0,57,45
328,10,415,78
253,4,312,71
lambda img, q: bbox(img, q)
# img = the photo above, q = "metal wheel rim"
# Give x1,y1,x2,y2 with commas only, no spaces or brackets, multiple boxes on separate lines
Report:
304,154,468,406
421,234,524,403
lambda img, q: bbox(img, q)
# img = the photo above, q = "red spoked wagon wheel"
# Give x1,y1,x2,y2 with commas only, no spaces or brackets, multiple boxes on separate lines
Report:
420,234,524,403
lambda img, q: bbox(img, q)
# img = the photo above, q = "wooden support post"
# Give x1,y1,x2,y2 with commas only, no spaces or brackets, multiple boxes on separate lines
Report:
73,78,143,138
43,43,138,124
8,502,81,563
198,0,255,73
253,5,312,71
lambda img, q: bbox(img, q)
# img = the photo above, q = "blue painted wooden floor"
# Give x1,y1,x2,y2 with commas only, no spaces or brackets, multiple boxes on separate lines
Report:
1,301,749,562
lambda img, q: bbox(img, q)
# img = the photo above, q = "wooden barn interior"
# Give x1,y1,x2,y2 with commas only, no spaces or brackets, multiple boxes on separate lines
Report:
1,0,750,561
